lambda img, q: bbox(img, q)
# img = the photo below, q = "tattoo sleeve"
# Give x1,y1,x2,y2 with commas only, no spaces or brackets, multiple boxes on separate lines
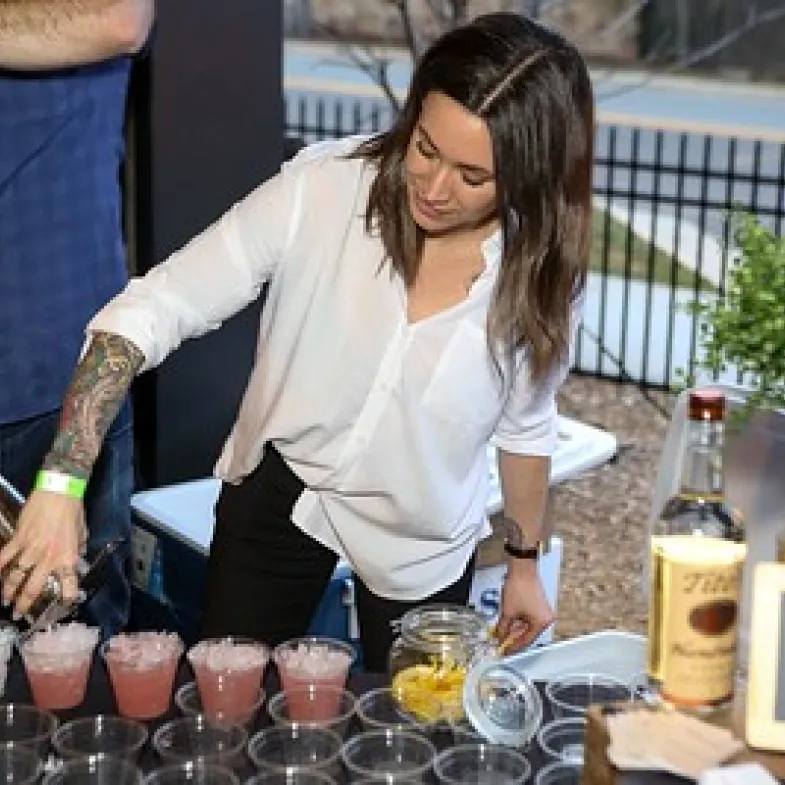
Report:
43,332,144,481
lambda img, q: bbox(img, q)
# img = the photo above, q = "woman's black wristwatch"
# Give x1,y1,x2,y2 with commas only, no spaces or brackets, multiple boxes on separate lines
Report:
501,516,541,560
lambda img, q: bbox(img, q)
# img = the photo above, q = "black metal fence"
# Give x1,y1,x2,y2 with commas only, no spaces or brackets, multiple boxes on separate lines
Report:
285,94,785,392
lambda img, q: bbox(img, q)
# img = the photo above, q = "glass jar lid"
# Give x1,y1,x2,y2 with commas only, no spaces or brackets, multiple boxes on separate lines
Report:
462,656,543,747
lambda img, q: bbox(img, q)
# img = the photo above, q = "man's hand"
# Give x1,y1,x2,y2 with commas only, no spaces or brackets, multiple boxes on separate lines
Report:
496,560,554,654
0,490,86,615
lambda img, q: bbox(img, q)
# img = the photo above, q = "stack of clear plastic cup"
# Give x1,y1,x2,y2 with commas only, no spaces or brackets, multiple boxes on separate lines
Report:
102,631,184,720
534,760,582,785
18,622,99,711
51,715,148,762
245,772,336,785
187,638,269,726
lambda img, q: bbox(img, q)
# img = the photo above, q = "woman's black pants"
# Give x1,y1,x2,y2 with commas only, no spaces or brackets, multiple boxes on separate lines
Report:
200,443,476,672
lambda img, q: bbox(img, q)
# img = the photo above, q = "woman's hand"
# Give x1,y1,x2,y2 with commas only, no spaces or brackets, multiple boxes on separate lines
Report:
0,490,86,615
496,559,554,654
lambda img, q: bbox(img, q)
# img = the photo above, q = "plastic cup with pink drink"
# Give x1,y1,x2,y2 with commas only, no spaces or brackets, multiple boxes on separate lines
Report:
272,637,355,721
187,637,269,725
102,631,184,720
19,622,99,711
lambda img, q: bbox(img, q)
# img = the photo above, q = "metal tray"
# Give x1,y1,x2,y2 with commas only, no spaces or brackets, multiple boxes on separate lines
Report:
506,629,647,683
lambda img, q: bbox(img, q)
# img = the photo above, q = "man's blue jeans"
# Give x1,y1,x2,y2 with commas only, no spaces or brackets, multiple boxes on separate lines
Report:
0,401,134,638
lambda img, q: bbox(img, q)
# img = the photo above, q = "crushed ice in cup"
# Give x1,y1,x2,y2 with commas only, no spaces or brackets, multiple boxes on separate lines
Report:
275,642,353,678
21,622,99,668
105,631,183,669
187,639,269,672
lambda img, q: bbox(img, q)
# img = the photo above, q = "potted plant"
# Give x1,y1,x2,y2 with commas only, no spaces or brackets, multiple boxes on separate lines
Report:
686,212,785,419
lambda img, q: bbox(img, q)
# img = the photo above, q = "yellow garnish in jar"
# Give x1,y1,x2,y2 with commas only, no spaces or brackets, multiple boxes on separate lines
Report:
391,657,467,723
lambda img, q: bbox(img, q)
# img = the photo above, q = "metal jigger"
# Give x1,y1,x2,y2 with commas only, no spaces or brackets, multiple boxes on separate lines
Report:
0,473,122,636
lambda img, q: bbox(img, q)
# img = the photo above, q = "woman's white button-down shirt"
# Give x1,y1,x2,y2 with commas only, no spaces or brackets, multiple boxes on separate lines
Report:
89,136,574,600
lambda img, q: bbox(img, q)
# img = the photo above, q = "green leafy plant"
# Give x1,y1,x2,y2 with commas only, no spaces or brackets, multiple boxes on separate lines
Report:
685,212,785,417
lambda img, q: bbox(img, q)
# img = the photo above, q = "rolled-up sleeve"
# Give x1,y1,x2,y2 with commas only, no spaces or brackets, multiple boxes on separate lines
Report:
493,294,584,456
87,156,303,372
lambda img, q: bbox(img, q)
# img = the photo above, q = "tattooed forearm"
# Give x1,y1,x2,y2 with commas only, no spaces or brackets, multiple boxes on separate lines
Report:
43,332,144,480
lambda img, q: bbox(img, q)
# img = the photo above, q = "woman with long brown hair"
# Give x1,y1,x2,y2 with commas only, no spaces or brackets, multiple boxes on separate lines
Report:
1,12,594,670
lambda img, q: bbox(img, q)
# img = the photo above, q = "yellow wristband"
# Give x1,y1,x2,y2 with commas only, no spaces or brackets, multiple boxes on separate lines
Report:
34,470,87,500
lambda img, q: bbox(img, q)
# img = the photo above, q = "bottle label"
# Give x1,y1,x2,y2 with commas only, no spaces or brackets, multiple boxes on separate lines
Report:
650,535,746,706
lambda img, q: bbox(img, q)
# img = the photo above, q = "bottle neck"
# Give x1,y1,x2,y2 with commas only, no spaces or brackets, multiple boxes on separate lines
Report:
679,418,725,500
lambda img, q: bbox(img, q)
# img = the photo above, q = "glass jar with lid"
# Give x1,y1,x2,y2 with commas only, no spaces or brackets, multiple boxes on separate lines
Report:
388,603,542,747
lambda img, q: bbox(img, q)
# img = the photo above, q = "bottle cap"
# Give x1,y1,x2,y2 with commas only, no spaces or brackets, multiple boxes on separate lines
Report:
688,389,725,422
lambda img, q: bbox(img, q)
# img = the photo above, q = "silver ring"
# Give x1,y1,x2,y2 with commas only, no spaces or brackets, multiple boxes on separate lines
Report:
51,564,78,580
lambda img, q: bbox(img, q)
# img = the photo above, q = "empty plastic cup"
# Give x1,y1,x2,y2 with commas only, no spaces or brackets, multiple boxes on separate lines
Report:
537,718,586,764
0,703,58,757
266,686,355,737
0,745,41,784
51,715,148,761
544,674,631,719
340,729,435,781
141,761,240,785
41,753,142,784
152,716,248,768
102,631,183,720
534,760,582,785
247,725,342,775
433,742,531,784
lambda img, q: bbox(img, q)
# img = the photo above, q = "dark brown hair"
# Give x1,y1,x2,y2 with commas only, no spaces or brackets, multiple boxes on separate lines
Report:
352,12,594,381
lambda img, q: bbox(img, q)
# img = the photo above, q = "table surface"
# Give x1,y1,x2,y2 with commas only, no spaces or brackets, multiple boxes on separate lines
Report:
0,653,699,784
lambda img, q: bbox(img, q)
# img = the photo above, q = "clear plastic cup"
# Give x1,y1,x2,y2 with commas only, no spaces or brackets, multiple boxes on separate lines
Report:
534,760,582,785
187,638,269,726
0,624,17,696
340,729,435,781
352,780,422,785
152,716,248,768
544,674,631,718
272,637,354,694
355,688,424,732
19,622,99,710
142,761,240,785
102,631,184,720
537,718,586,764
0,744,41,784
433,742,531,784
244,773,336,785
266,686,355,737
175,681,265,727
51,715,148,761
247,725,342,775
42,753,142,784
0,703,58,757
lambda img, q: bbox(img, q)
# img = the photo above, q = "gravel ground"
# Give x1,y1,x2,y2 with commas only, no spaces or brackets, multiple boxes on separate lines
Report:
478,374,674,641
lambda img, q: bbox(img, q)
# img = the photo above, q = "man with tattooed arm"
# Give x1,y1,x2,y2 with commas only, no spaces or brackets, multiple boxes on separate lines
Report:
0,0,155,636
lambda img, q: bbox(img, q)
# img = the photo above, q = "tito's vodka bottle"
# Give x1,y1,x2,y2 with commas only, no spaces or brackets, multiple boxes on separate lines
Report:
647,389,746,711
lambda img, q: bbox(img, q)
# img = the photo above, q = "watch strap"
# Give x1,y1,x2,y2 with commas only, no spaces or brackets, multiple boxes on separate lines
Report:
503,541,541,560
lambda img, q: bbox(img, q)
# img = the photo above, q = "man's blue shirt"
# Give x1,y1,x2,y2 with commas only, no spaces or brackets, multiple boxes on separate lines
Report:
0,58,131,423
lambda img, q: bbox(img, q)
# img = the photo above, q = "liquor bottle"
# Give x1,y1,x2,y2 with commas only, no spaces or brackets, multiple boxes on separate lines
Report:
647,389,746,711
0,473,121,633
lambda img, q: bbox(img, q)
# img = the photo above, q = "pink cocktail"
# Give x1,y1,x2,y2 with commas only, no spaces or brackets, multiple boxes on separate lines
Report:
272,636,355,721
102,631,184,720
187,637,269,725
20,622,99,711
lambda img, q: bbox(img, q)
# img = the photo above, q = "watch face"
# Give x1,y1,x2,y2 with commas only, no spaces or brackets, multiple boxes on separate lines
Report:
501,516,524,548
